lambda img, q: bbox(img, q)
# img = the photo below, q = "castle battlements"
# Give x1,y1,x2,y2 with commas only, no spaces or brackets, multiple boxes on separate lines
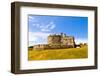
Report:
33,33,75,50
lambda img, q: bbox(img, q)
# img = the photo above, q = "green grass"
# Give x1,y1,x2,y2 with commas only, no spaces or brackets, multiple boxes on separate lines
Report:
28,46,88,60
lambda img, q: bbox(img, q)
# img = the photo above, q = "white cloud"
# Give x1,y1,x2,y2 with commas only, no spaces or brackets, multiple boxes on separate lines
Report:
31,21,56,32
32,23,40,27
40,21,56,32
75,38,88,44
29,16,37,22
29,16,56,32
29,32,51,46
29,16,35,20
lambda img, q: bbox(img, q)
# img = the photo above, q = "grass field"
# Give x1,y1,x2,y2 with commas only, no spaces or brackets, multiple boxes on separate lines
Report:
28,46,88,60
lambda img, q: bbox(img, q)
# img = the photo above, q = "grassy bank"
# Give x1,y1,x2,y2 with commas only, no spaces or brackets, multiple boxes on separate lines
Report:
28,46,88,60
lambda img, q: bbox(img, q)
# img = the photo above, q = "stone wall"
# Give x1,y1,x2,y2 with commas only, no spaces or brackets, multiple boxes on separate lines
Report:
33,33,75,50
48,35,61,45
62,36,75,48
49,44,61,49
33,44,50,50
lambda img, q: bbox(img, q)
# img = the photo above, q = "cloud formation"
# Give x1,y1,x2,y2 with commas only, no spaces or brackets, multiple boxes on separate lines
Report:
28,16,56,46
32,21,56,32
29,16,38,22
29,16,56,32
75,38,88,44
29,32,51,46
40,21,56,32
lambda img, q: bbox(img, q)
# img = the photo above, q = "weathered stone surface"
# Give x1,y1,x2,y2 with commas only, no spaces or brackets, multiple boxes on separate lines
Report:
48,35,61,45
33,44,50,50
33,33,75,50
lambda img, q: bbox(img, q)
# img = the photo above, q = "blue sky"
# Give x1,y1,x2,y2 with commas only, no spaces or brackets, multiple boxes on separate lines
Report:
28,15,88,46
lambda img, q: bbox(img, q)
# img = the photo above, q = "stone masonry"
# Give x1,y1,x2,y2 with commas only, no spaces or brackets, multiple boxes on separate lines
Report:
33,33,75,50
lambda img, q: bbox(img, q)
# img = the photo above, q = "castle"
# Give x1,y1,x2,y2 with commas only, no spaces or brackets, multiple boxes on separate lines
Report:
33,33,75,50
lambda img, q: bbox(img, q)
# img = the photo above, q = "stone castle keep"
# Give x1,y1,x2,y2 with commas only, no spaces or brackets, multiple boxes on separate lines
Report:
33,33,75,50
